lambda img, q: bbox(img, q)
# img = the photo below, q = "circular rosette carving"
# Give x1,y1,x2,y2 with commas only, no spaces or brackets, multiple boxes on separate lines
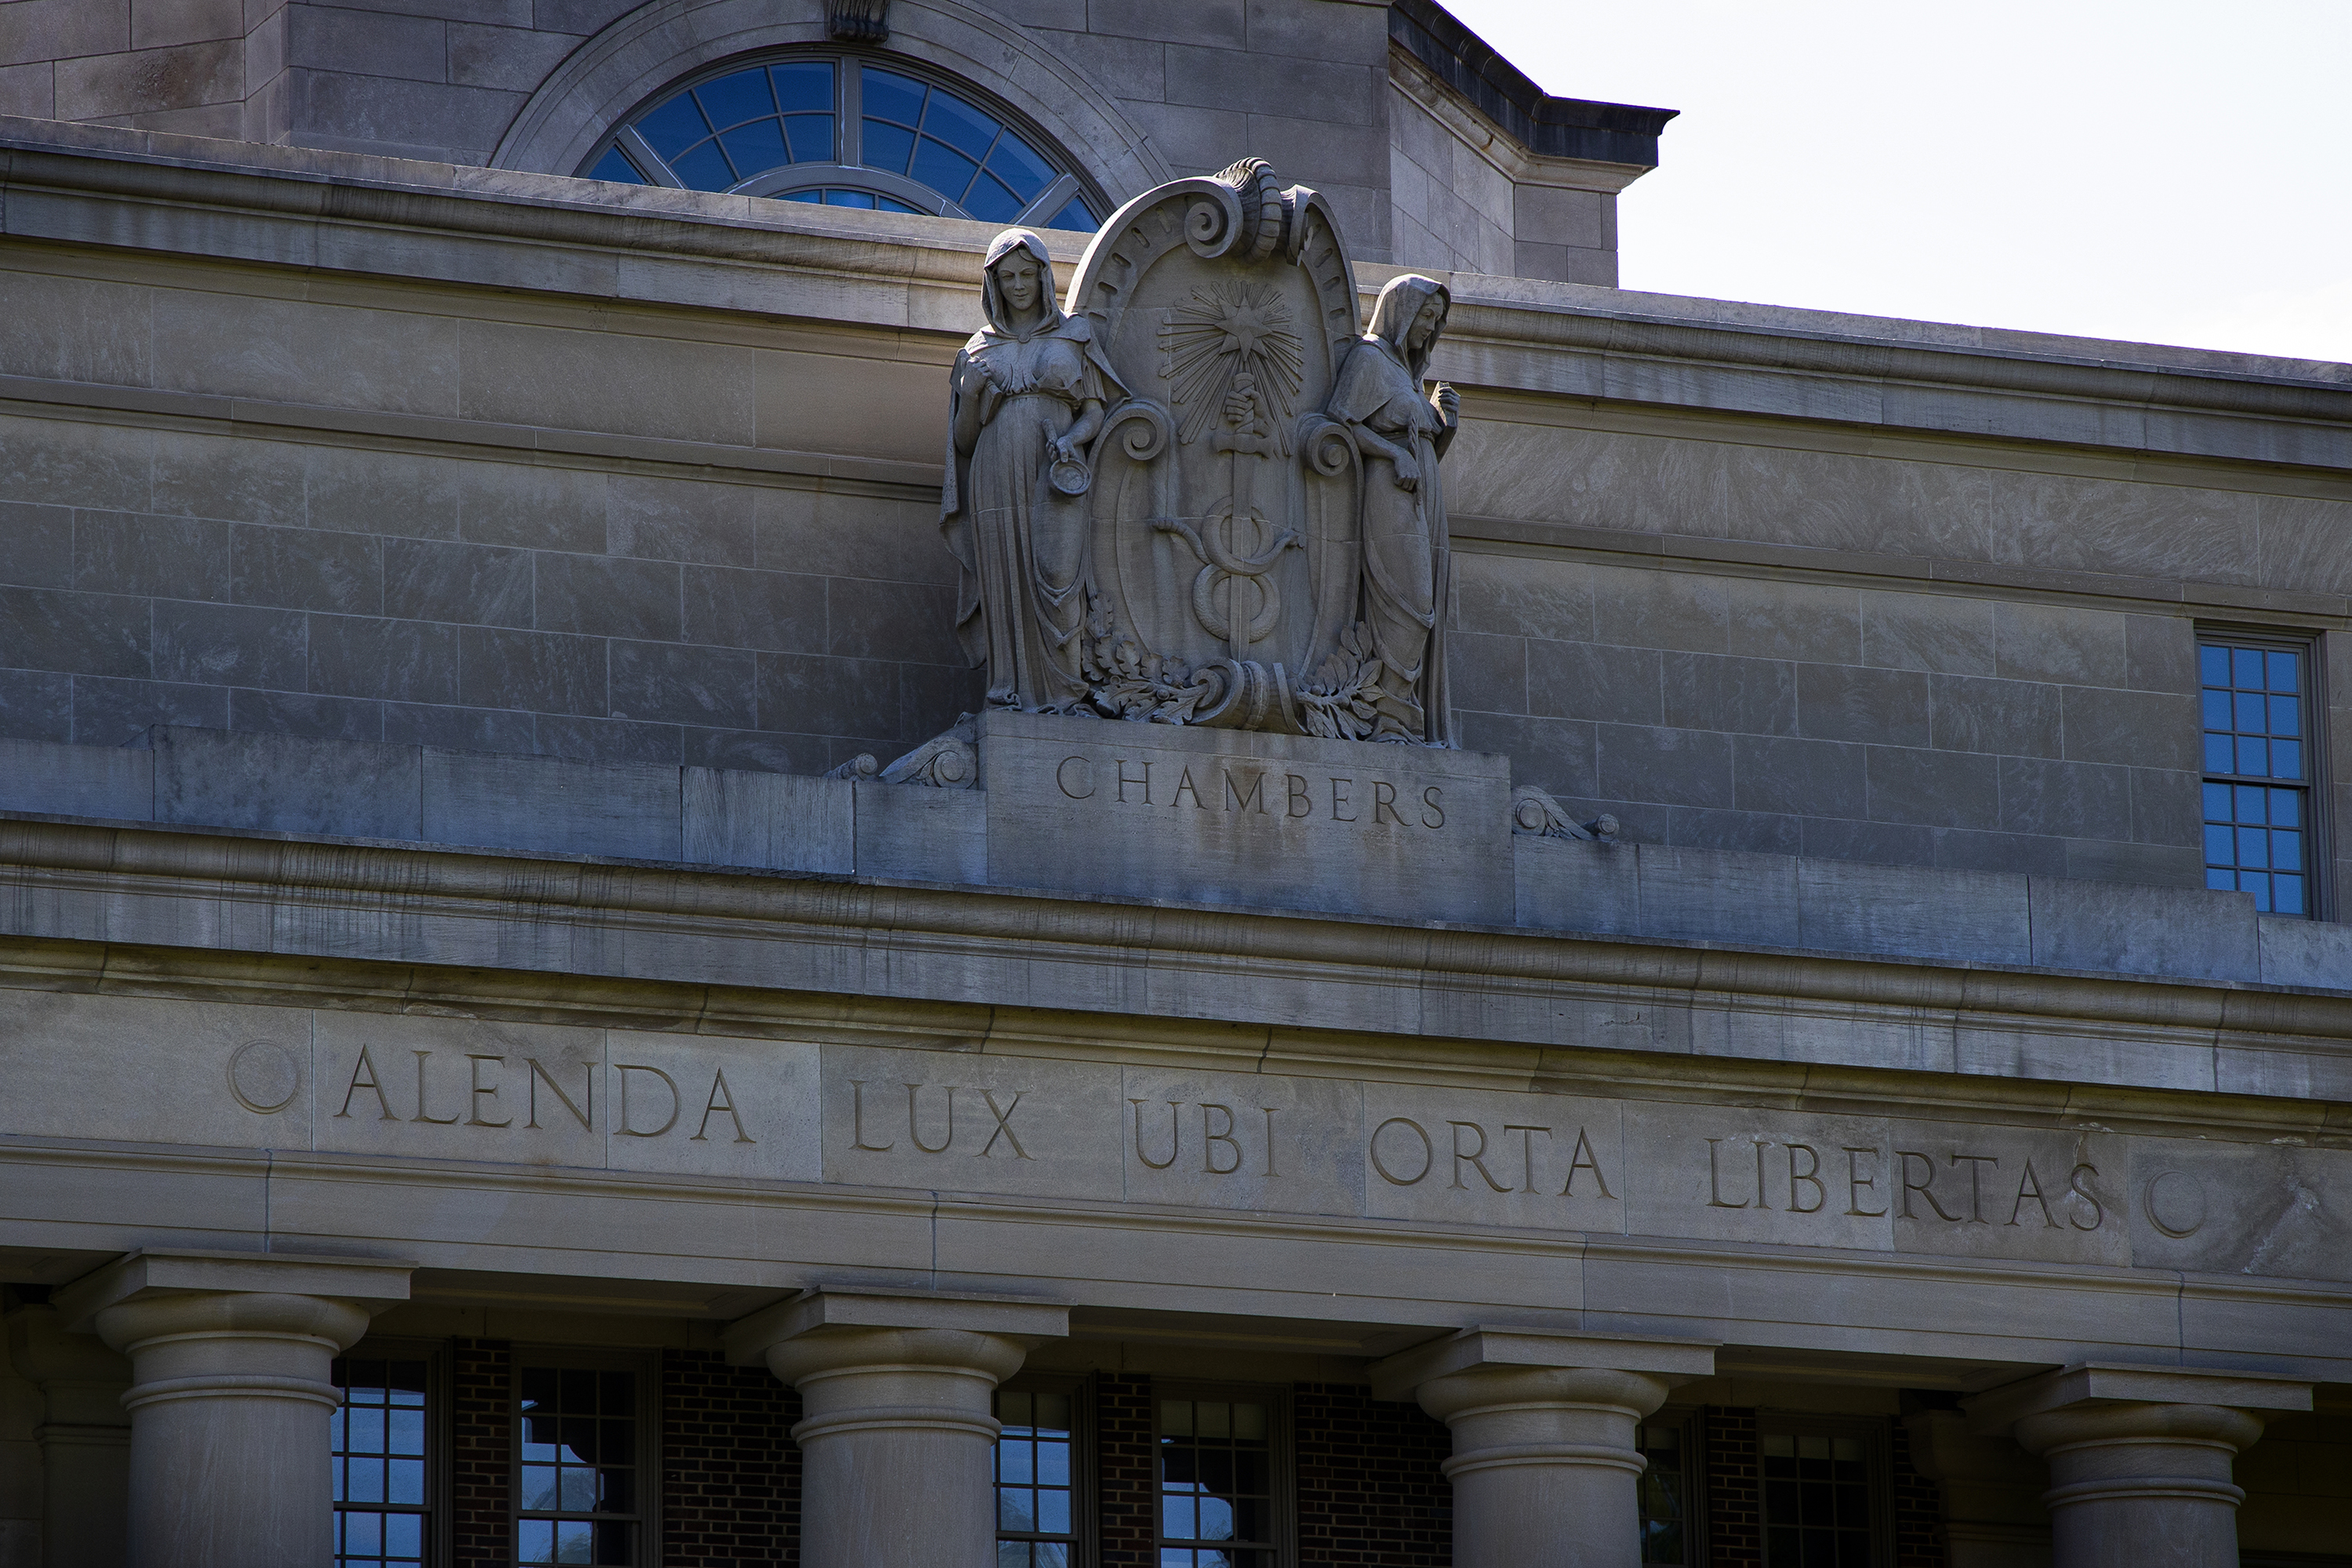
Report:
1185,191,1238,258
1300,414,1357,479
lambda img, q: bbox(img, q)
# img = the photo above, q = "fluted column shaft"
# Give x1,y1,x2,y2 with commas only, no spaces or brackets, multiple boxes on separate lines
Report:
725,1288,1068,1568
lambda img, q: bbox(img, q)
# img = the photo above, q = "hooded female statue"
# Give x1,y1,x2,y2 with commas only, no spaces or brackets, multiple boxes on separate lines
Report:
1326,273,1459,744
940,229,1125,712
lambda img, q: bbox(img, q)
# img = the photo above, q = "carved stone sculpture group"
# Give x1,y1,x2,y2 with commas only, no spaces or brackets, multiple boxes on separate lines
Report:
941,158,1461,745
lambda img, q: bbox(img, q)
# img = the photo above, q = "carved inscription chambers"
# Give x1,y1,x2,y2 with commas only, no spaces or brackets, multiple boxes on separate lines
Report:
1052,753,1446,829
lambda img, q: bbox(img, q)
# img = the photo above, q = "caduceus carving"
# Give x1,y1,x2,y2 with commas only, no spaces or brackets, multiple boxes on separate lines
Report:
1160,284,1307,660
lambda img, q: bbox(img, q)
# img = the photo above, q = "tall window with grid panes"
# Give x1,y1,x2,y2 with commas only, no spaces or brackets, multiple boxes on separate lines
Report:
516,1365,645,1566
995,1385,1082,1566
2199,637,2318,916
1158,1392,1281,1568
1636,1416,1695,1564
332,1356,431,1568
1760,1428,1877,1568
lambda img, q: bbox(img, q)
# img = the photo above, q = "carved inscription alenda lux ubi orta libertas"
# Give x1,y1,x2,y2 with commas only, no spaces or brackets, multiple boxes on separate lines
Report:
938,157,1460,747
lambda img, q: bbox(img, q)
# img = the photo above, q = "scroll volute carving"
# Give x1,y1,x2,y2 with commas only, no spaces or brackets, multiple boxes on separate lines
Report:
939,157,1463,745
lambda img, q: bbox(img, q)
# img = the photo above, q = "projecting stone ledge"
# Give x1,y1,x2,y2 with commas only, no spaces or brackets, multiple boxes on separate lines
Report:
0,727,2347,993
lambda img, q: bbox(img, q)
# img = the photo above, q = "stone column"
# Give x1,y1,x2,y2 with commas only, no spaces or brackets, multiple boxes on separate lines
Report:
724,1287,1069,1568
6,1301,132,1568
1370,1327,1716,1568
1902,1406,2051,1568
53,1250,412,1568
1965,1363,2311,1568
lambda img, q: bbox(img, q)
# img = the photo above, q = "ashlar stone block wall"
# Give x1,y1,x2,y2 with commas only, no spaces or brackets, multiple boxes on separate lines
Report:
1388,49,1619,285
1446,400,2352,893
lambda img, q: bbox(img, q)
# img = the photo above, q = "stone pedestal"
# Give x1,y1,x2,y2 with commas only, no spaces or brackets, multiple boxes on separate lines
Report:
978,710,1513,922
1370,1327,1716,1568
6,1303,132,1568
1965,1363,2311,1568
725,1287,1069,1568
1904,1407,2051,1568
54,1250,412,1568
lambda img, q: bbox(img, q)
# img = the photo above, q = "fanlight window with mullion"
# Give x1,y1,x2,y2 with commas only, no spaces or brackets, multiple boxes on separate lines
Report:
583,53,1100,231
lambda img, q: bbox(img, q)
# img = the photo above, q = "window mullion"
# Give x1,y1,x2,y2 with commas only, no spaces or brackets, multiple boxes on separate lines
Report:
616,126,686,188
838,60,864,169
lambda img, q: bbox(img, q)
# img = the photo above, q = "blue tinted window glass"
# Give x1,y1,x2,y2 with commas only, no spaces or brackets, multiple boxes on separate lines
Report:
2270,788,2301,828
911,138,980,203
671,140,737,191
782,112,833,162
923,89,999,161
2245,874,2273,913
2204,825,2234,864
824,189,877,208
588,147,644,184
2199,690,2230,728
2236,735,2269,776
2234,691,2267,731
783,189,822,204
964,172,1025,223
2236,785,2268,822
2203,733,2233,772
2276,875,2306,915
864,118,916,173
985,135,1054,201
2207,867,2236,891
863,67,927,125
636,95,710,158
771,60,833,113
1044,197,1096,232
2269,695,2300,736
695,68,775,130
2268,651,2299,691
2274,739,2303,779
2237,827,2269,869
877,194,922,213
2198,645,2229,684
2234,648,2264,687
722,120,789,177
2275,829,2303,867
2202,782,2230,819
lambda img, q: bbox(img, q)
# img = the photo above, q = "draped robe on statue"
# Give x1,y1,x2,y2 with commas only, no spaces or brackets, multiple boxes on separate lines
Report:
1326,274,1456,746
939,230,1123,712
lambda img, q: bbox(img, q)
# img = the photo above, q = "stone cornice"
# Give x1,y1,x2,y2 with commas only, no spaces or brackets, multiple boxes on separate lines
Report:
2,118,2346,474
0,815,2347,1138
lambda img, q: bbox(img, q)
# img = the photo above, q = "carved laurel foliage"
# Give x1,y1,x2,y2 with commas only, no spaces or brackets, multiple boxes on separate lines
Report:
1294,622,1389,742
1076,591,1220,724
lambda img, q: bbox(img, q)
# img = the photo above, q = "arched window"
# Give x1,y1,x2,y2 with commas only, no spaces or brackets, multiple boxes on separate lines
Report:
579,51,1104,231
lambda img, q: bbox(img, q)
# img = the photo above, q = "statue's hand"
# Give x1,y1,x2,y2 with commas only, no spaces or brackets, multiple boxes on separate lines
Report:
1048,436,1076,465
1393,453,1421,492
1434,382,1461,425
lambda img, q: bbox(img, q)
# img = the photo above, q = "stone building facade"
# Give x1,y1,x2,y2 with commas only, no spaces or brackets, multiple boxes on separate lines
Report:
0,2,2344,1566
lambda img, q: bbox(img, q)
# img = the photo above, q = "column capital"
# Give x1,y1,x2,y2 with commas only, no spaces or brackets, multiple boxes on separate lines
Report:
1964,1362,2312,1441
722,1285,1069,1370
1368,1325,1716,1403
52,1248,413,1340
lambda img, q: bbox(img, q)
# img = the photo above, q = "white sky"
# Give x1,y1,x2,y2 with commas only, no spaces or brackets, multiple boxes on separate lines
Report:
1442,0,2352,365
